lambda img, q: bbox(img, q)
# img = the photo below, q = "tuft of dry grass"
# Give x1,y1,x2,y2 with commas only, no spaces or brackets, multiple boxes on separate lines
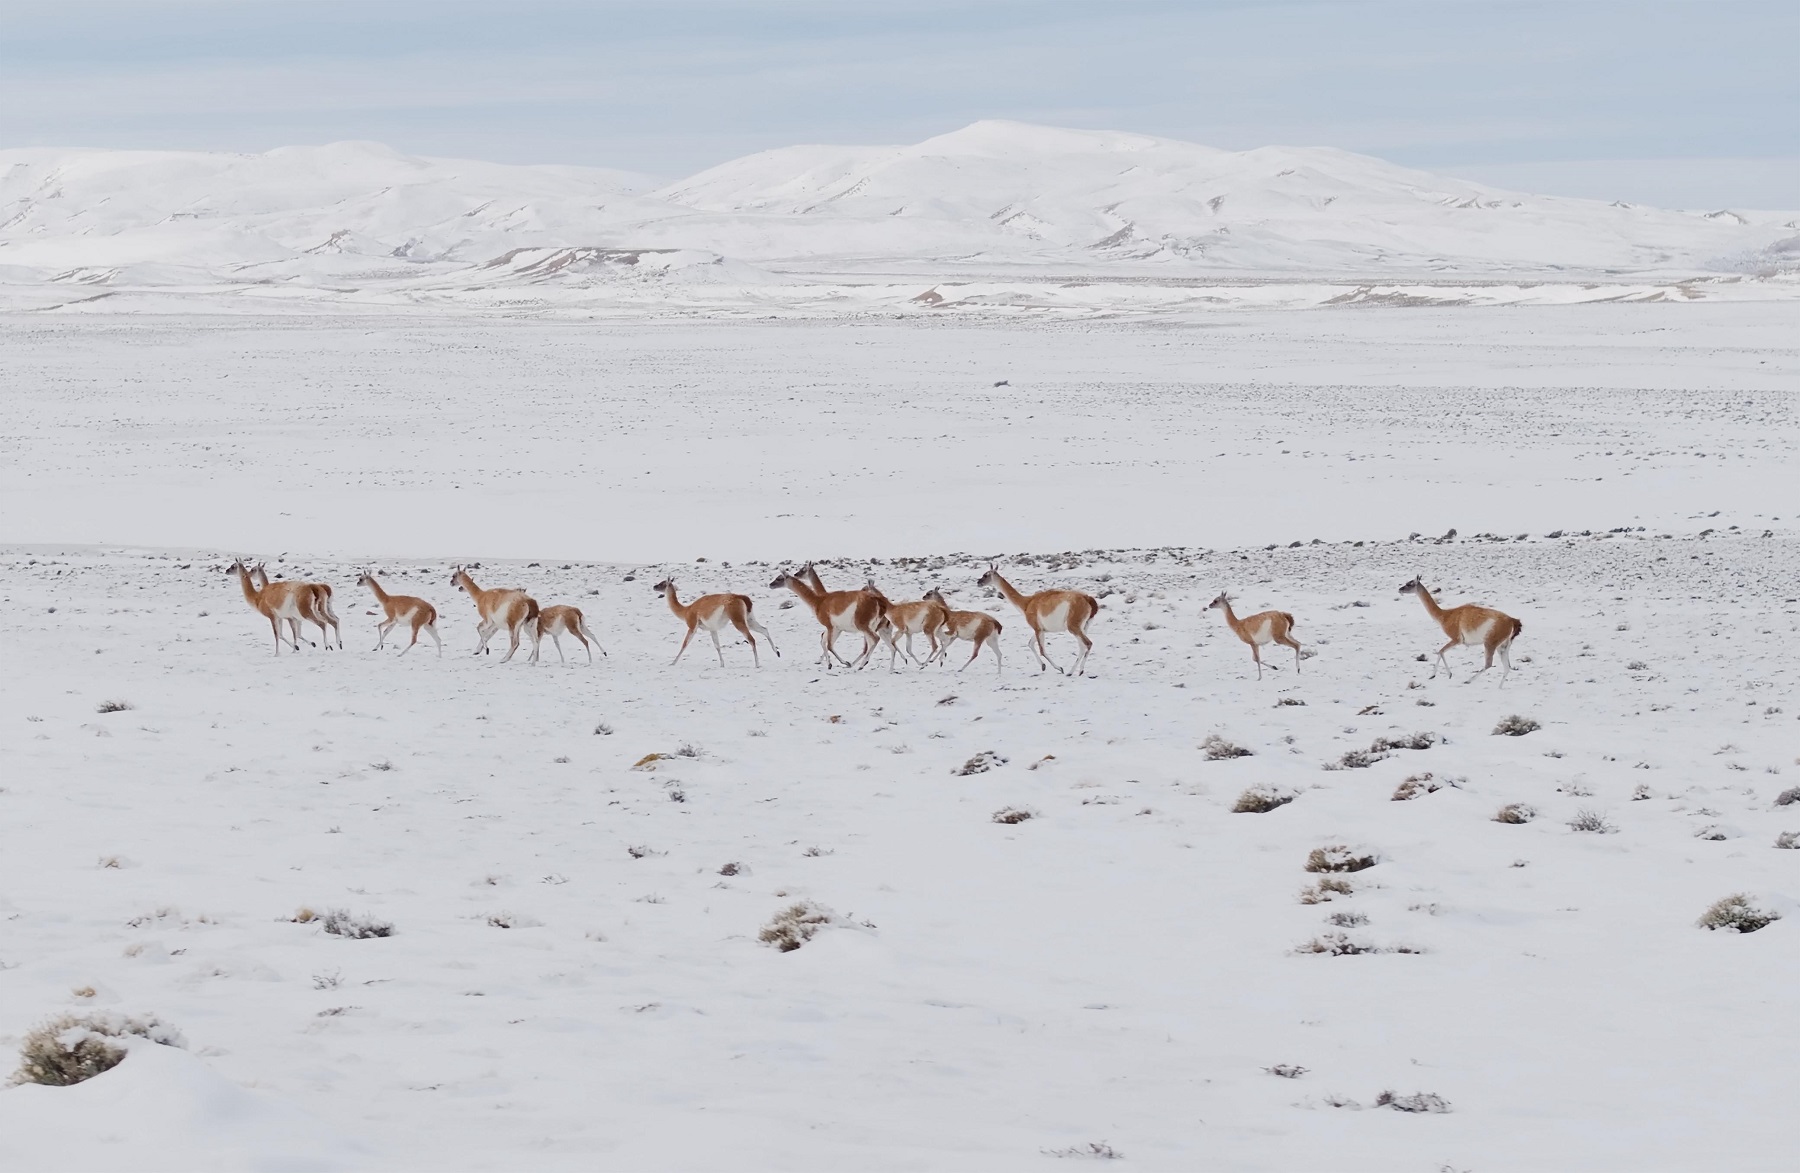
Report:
1391,773,1440,801
1298,877,1354,904
9,1012,184,1087
319,909,394,939
1376,1090,1452,1113
1042,1142,1123,1160
1567,808,1617,834
1696,893,1780,933
1295,932,1379,955
1232,784,1295,814
1493,802,1536,824
95,700,133,714
991,807,1035,825
1265,1063,1308,1078
1274,696,1306,707
1370,732,1439,752
758,901,837,952
953,750,1008,776
1304,845,1379,873
1775,831,1798,850
1493,714,1541,736
1201,734,1254,760
1324,748,1386,771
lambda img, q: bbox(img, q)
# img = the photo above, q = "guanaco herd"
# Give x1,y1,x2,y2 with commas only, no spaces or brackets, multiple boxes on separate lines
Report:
228,560,1525,682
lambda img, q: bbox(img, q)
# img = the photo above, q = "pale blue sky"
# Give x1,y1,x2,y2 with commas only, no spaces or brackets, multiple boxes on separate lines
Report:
3,0,1795,207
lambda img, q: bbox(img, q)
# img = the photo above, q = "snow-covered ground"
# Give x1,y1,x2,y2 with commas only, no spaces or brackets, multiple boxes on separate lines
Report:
0,304,1796,1171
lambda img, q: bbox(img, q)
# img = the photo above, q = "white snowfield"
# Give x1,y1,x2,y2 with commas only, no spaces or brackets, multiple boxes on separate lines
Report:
2,122,1797,318
0,300,1795,1170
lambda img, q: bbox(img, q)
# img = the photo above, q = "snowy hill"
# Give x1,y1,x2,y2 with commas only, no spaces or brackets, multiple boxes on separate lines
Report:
1,124,1795,312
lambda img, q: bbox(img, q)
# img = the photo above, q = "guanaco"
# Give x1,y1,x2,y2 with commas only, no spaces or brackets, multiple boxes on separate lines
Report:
860,580,949,671
770,567,886,669
922,587,1004,673
231,559,325,654
536,604,606,665
355,571,442,656
252,561,341,650
1399,575,1522,683
450,567,539,663
977,563,1099,676
1206,593,1301,680
653,578,776,666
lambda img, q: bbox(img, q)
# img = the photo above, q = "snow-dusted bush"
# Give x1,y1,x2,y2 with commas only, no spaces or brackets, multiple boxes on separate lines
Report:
1201,734,1253,760
95,699,134,714
954,751,1007,776
1274,697,1306,707
1392,773,1441,801
1493,714,1541,736
1232,784,1295,813
1493,802,1536,824
1774,786,1800,807
1376,1090,1452,1113
9,1012,184,1087
1295,932,1379,955
1265,1063,1307,1078
991,806,1034,824
1326,911,1368,927
1042,1141,1123,1160
1305,845,1379,873
1324,748,1386,771
1370,732,1439,752
1567,808,1616,834
320,909,394,939
759,901,836,952
1775,831,1798,850
1298,877,1354,904
1696,894,1780,934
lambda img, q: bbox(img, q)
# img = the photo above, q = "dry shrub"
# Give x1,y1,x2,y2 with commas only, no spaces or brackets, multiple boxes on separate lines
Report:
1232,784,1295,814
1295,932,1379,956
1376,1090,1452,1113
759,901,836,952
1201,734,1253,761
1493,714,1541,736
1298,877,1354,904
1493,803,1536,824
1042,1142,1122,1160
1305,845,1379,873
1370,732,1439,752
10,1012,184,1087
1326,910,1368,927
1392,773,1440,801
1265,1063,1307,1078
95,700,134,714
992,807,1034,825
718,861,744,876
1776,831,1798,850
1274,697,1306,707
1774,786,1800,807
954,751,1007,776
319,909,394,939
1696,894,1780,934
1567,808,1616,834
1324,748,1386,771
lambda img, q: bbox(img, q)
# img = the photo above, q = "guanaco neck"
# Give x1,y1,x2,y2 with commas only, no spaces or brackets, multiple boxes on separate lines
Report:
363,577,391,605
1412,584,1445,620
781,576,824,613
662,586,689,618
1216,598,1242,629
234,564,263,607
988,571,1030,611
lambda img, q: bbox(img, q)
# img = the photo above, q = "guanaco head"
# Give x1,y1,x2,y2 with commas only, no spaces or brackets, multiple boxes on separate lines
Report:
1206,592,1230,611
923,587,947,605
355,570,375,588
976,563,1000,589
451,567,474,594
651,578,674,596
769,571,796,590
1398,575,1424,595
861,578,891,602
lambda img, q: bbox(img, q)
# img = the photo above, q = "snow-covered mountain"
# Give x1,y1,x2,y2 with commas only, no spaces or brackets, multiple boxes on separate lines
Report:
1,122,1794,305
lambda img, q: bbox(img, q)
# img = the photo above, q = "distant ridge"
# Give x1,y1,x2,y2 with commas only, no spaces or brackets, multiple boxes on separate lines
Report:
2,123,1794,302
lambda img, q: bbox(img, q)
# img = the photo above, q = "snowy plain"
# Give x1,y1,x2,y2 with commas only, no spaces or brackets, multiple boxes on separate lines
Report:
0,297,1796,1171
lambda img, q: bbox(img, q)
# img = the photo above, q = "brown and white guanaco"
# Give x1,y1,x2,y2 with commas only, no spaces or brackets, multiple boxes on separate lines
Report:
922,587,1004,673
450,567,539,663
1206,593,1301,680
653,578,776,667
536,604,606,665
976,563,1099,676
1399,575,1522,683
356,571,442,656
231,559,326,654
860,580,949,671
771,566,886,669
251,561,341,650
